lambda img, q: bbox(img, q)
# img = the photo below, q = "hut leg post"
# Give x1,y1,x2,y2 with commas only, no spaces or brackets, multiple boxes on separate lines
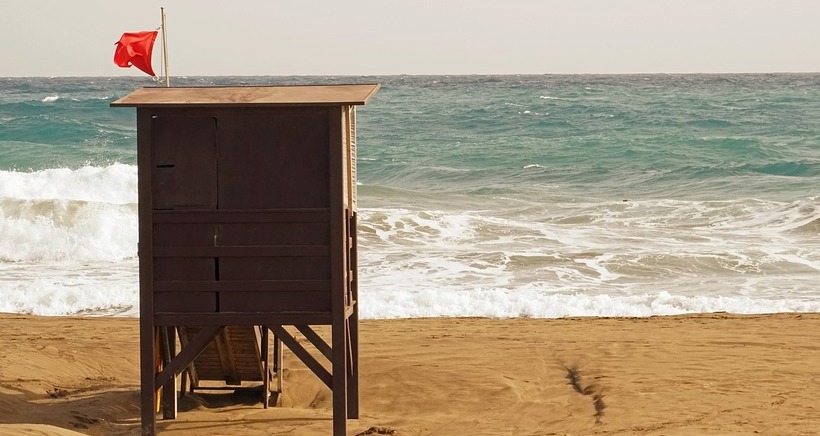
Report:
332,323,348,436
274,335,283,393
347,312,359,418
140,325,157,435
161,326,177,419
261,326,270,408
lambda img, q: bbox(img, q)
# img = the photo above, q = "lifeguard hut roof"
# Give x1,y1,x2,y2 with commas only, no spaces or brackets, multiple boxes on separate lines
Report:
111,84,381,108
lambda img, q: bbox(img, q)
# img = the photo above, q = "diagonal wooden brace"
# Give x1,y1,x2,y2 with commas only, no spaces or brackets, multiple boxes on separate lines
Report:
295,325,332,361
155,325,224,388
269,325,332,389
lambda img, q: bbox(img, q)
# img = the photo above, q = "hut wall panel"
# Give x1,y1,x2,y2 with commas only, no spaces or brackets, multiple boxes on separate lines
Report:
153,258,215,281
216,111,329,209
219,257,329,281
218,222,329,246
151,116,218,210
219,291,331,313
155,291,216,313
153,223,214,246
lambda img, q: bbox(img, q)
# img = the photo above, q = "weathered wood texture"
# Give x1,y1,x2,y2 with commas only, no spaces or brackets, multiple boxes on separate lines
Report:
115,84,379,436
111,84,379,107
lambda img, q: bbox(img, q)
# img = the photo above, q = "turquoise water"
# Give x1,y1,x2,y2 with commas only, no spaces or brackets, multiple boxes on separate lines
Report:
363,74,820,201
2,74,820,317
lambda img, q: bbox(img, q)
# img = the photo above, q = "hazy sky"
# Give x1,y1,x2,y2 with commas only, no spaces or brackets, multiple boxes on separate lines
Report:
3,0,820,77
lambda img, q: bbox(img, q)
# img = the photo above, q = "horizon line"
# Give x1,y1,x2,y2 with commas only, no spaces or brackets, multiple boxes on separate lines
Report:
4,71,820,79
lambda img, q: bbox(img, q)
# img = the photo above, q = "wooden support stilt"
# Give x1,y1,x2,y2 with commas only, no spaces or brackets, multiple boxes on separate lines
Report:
331,323,348,436
161,326,177,419
347,312,359,418
274,336,283,394
348,212,360,418
261,326,270,408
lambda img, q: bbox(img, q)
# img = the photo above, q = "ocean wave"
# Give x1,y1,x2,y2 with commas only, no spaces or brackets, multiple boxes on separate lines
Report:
0,261,138,316
4,277,817,319
0,164,137,203
791,216,820,234
0,198,137,262
360,289,820,319
684,118,735,128
745,161,820,177
356,198,820,309
0,164,138,262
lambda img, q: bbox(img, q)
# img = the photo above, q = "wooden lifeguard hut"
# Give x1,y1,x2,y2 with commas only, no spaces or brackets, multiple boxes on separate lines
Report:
111,83,379,436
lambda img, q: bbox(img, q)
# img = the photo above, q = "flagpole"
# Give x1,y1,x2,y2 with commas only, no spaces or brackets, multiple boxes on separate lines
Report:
161,7,170,87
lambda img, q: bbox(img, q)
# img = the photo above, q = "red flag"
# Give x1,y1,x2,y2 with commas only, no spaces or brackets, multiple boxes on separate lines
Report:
113,31,158,77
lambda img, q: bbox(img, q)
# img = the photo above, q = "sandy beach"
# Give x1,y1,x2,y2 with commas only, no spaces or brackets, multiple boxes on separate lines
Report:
0,313,818,435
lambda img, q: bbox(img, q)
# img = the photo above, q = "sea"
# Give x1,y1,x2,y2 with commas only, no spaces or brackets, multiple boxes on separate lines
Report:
2,74,820,318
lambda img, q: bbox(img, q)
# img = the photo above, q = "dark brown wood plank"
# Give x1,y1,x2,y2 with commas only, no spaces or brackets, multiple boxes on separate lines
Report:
218,257,330,281
153,223,214,246
152,208,330,223
154,280,331,293
154,313,332,326
153,258,215,281
154,291,216,313
218,222,329,246
219,292,331,313
152,245,329,258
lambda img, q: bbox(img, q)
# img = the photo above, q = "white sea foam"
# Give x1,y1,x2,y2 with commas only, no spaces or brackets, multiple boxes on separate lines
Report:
0,165,138,262
41,95,59,103
0,167,141,315
359,288,820,319
355,200,820,318
0,164,138,315
0,261,138,316
1,166,819,318
0,164,137,203
0,199,137,262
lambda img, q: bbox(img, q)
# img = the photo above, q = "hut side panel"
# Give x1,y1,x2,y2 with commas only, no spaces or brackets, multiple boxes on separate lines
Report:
215,108,333,313
216,109,330,209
